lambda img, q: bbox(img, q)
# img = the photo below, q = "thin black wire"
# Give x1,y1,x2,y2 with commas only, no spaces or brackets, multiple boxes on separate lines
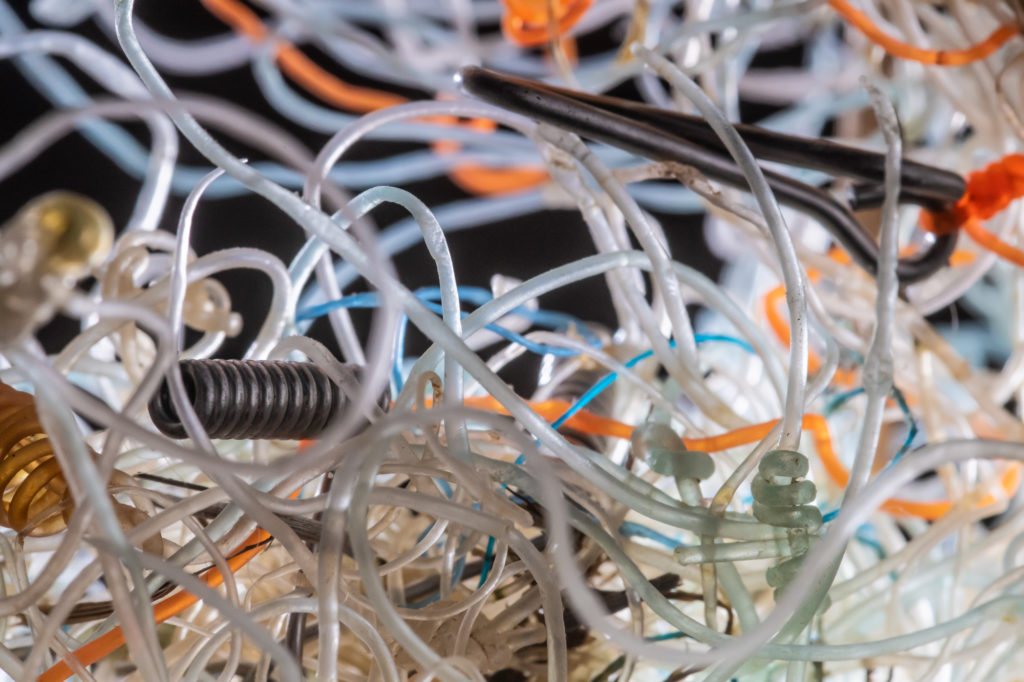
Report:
458,67,961,284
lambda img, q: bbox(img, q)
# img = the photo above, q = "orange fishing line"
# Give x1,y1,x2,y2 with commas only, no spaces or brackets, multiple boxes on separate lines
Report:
200,0,548,194
462,396,1020,521
829,0,1017,66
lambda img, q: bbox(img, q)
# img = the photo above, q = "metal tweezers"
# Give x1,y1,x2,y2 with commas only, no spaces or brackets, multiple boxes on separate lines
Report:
459,66,966,284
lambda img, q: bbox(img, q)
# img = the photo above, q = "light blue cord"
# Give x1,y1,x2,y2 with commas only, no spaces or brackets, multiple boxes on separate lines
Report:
416,285,602,348
297,287,603,392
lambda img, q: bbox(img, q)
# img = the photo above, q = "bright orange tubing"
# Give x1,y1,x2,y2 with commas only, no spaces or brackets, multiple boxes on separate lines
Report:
763,284,792,355
948,250,978,267
463,397,1021,521
448,166,551,195
464,395,635,439
922,154,1024,235
803,414,1022,519
275,45,407,113
501,0,594,47
200,0,265,41
829,0,1017,66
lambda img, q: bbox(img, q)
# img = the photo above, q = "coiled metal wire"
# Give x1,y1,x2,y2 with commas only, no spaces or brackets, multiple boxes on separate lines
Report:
149,359,361,440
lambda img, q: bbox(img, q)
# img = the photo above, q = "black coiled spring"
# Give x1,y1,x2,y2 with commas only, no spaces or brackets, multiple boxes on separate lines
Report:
751,449,823,599
149,359,372,441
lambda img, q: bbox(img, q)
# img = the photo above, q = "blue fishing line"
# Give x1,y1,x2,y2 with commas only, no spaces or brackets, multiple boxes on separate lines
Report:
889,386,918,464
550,334,754,431
618,521,681,550
417,285,603,348
297,287,602,392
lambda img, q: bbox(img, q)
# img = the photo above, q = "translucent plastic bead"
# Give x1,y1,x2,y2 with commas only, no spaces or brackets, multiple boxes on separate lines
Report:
631,421,714,481
751,449,824,599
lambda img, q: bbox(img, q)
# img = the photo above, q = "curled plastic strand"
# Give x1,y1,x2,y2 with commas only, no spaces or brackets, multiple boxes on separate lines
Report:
201,0,549,196
0,381,150,540
38,473,304,682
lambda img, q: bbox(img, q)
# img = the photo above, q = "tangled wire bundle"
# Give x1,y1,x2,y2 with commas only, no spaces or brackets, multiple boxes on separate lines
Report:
3,0,1024,680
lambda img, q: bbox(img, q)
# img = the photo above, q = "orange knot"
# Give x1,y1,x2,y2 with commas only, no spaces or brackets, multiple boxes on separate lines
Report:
919,200,970,236
501,0,594,47
968,154,1024,221
921,154,1024,235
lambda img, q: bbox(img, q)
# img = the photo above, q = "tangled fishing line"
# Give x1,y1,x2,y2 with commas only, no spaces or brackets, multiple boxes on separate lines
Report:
1,0,1024,680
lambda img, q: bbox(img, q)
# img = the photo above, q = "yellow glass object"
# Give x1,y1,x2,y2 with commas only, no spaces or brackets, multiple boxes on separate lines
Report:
0,191,113,344
20,191,114,277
